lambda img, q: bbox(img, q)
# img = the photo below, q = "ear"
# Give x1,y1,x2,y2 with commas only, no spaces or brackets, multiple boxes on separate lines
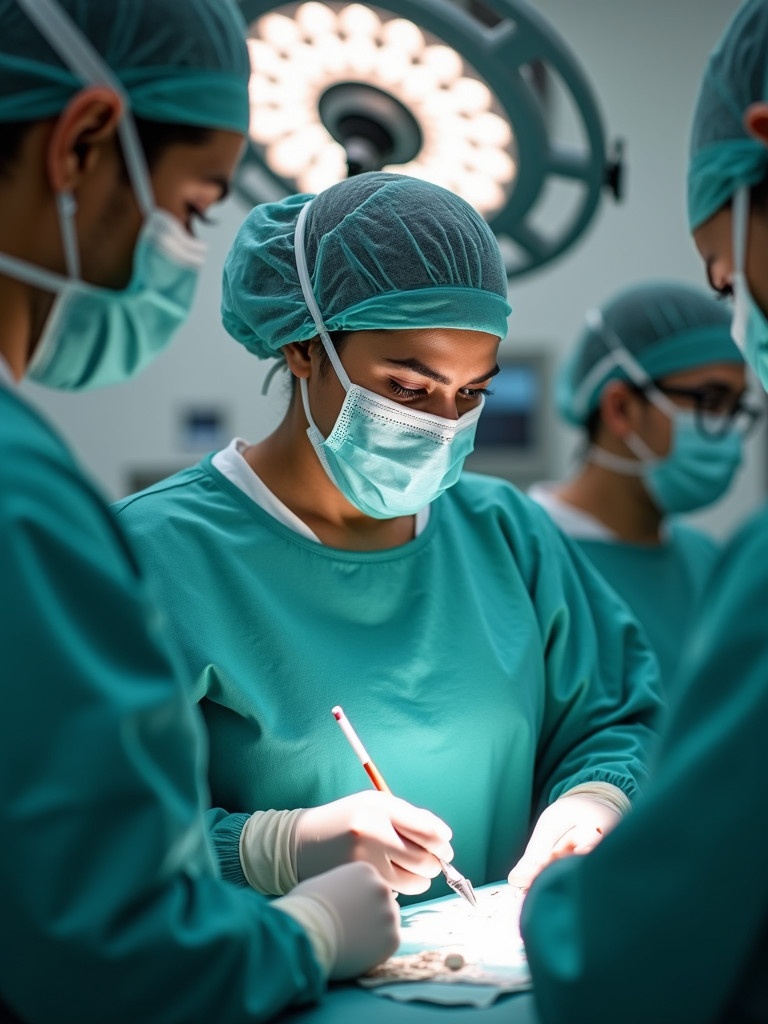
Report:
282,340,314,378
744,101,768,146
598,380,640,440
46,87,124,193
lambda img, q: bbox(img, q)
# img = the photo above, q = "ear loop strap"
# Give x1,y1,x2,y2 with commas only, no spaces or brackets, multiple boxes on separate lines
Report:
582,308,679,421
733,186,748,277
294,200,351,390
16,0,155,218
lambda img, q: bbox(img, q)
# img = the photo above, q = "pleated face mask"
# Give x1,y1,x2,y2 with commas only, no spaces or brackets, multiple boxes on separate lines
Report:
293,200,483,520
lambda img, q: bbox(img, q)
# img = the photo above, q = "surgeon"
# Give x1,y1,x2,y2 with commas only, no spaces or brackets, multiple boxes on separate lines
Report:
114,170,663,908
530,280,755,690
0,2,400,1022
519,2,768,1021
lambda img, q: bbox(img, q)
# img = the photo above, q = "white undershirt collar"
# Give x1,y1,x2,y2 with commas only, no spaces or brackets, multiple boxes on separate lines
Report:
212,438,430,544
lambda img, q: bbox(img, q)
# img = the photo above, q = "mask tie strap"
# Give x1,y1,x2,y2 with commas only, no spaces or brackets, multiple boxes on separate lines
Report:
584,308,679,421
15,0,155,219
733,187,748,278
294,200,352,391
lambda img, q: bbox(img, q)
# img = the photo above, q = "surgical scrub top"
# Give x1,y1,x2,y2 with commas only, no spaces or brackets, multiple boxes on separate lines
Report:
520,503,768,1024
114,444,663,902
0,387,324,1023
529,483,719,691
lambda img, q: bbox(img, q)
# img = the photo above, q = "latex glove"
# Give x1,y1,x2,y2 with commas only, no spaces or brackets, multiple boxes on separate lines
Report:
273,861,400,980
507,789,625,892
294,791,454,895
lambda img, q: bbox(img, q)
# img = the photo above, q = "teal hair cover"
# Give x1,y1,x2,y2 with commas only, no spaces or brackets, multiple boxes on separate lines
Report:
221,172,512,360
0,0,250,133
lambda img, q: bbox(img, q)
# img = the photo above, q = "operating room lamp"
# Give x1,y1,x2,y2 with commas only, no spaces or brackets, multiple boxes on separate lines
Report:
236,0,623,279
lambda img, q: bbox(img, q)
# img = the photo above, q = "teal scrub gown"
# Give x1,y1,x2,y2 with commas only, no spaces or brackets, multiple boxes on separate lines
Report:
573,524,718,690
0,388,324,1022
114,455,663,902
520,505,768,1024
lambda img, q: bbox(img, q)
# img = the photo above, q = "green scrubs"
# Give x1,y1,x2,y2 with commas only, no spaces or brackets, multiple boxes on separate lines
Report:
574,524,718,689
520,506,768,1023
114,456,663,902
0,388,324,1022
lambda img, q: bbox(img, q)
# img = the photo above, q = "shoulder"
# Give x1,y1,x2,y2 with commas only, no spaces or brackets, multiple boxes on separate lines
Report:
445,472,576,572
113,462,213,525
0,388,115,531
668,520,719,557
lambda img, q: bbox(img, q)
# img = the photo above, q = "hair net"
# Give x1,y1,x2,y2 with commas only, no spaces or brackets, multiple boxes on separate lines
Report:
221,172,512,360
557,281,743,427
688,0,768,230
0,0,250,133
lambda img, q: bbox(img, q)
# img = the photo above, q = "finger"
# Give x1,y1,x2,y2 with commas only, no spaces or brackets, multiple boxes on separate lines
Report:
357,827,445,879
383,795,454,857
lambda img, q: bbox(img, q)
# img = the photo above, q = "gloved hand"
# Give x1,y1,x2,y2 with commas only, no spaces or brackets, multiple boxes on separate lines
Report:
272,861,400,980
294,791,454,895
507,788,626,892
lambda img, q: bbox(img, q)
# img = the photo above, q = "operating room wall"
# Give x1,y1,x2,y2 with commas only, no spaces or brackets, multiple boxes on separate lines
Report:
21,0,764,539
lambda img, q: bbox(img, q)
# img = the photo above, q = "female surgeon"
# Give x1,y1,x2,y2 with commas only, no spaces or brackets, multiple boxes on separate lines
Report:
115,171,663,906
518,2,768,1021
530,280,754,691
0,2,399,1022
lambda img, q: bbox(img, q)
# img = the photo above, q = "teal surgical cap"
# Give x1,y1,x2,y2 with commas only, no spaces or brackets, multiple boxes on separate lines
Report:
0,0,250,133
688,0,768,230
221,172,512,360
557,281,743,427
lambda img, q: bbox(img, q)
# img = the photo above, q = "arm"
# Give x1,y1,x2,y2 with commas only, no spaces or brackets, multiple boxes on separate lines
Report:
529,516,663,809
0,429,325,1024
521,510,768,1024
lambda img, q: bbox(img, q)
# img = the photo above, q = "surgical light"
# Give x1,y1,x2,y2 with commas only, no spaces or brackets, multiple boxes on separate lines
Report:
237,0,622,279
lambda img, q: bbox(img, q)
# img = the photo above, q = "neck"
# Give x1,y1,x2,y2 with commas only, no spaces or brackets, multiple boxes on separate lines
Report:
242,396,416,551
557,459,664,544
0,274,33,380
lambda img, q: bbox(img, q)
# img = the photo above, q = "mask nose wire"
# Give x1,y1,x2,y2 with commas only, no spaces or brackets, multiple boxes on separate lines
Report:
294,200,352,391
15,0,155,220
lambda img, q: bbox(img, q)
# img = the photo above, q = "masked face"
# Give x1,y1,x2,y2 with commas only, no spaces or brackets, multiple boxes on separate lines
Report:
0,0,239,391
585,327,746,516
292,200,498,519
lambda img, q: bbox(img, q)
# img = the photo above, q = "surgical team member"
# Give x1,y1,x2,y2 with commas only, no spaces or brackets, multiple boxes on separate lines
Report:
0,2,399,1021
115,171,663,908
530,281,753,690
519,2,768,1021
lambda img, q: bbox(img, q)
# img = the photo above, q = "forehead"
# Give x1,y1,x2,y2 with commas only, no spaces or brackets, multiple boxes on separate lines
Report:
345,328,500,370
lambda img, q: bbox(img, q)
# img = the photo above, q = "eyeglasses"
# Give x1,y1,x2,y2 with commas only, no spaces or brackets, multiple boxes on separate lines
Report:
649,383,763,439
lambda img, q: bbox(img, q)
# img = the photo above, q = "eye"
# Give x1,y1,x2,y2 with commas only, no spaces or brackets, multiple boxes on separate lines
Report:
459,386,494,400
389,380,427,400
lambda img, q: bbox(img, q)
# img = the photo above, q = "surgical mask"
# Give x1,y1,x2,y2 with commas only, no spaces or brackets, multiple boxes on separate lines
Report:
583,311,743,514
588,404,742,514
731,186,768,393
1,0,206,391
293,200,484,520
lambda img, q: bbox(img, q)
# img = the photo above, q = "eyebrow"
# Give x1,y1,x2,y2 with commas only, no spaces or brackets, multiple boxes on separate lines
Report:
384,357,501,386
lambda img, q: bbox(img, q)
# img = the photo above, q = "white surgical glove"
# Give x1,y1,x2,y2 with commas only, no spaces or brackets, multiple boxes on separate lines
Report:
272,861,400,980
239,792,453,897
507,783,629,892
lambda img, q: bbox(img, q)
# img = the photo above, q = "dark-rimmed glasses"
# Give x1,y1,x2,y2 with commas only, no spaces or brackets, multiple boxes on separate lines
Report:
649,383,763,439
